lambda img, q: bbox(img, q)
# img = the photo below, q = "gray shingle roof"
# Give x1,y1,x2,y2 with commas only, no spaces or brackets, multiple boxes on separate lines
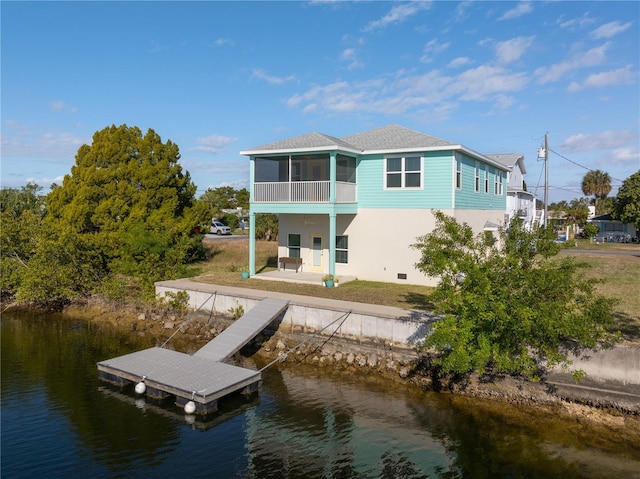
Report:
246,132,358,152
486,154,526,174
243,124,457,154
340,124,456,150
241,125,510,172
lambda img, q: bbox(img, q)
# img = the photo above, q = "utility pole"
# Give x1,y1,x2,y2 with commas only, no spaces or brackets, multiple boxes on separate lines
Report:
543,132,549,228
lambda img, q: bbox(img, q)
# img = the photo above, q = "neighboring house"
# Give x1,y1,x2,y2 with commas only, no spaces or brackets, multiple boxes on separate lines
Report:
241,124,509,286
486,153,539,230
589,214,638,242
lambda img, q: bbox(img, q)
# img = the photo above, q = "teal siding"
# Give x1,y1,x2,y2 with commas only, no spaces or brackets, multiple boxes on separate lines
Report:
454,153,506,210
357,151,454,209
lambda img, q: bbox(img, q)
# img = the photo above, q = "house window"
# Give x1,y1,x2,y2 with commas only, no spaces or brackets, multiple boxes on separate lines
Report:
456,157,462,189
484,168,489,193
288,234,300,258
495,172,503,195
475,161,480,192
385,156,422,189
336,235,348,263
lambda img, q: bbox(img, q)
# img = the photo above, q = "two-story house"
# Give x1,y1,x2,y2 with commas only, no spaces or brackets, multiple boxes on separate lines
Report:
241,124,509,286
486,154,539,230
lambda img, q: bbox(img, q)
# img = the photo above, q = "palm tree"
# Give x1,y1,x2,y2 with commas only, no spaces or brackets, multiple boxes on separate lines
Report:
581,170,612,214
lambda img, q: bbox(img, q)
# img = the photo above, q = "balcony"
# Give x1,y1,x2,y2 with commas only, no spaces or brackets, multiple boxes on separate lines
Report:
254,181,356,203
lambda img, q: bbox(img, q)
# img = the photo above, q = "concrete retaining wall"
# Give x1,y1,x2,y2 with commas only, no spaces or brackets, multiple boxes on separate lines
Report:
156,280,434,348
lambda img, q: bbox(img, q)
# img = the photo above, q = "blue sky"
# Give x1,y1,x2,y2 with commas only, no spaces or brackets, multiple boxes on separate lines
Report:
2,1,639,204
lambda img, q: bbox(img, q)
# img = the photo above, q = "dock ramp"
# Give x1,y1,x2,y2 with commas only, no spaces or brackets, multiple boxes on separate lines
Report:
97,297,289,415
194,298,289,362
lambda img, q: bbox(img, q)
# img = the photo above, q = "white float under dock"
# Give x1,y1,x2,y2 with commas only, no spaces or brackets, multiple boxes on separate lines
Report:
97,298,289,414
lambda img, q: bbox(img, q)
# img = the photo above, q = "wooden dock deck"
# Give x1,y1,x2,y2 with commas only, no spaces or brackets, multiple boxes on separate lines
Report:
97,298,289,414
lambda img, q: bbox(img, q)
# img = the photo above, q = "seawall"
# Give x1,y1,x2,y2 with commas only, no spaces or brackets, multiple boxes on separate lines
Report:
156,279,640,414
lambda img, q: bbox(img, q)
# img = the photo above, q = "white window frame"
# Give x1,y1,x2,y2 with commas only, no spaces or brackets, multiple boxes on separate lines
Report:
484,167,489,194
475,161,480,192
384,156,423,189
456,157,462,189
495,171,503,196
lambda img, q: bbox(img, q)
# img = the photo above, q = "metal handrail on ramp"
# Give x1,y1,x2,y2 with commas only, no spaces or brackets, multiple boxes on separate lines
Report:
193,298,289,362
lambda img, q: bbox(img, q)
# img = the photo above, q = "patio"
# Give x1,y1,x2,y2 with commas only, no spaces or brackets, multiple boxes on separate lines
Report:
252,270,356,287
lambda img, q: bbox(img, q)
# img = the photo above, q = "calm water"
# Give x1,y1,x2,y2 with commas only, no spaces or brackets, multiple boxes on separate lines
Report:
2,311,639,479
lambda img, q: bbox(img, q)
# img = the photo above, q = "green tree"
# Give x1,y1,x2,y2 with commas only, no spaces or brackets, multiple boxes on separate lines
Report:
563,197,589,226
12,125,210,306
612,170,640,231
199,186,249,231
413,212,617,381
0,184,46,298
255,213,278,240
0,183,44,216
581,170,612,215
582,223,599,239
200,186,249,212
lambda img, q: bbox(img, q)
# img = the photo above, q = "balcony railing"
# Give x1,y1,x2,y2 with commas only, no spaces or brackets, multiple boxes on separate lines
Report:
254,181,356,203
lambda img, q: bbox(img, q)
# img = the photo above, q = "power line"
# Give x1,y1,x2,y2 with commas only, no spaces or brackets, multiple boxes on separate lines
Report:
548,148,624,183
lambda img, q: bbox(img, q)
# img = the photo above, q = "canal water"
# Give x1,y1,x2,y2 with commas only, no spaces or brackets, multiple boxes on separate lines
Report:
2,311,639,479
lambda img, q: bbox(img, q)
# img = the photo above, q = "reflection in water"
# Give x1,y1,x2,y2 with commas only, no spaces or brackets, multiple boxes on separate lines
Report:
1,311,639,479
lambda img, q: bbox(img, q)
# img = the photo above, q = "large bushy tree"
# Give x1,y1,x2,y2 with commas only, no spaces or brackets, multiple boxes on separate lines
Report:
612,170,640,231
413,212,617,381
6,125,210,306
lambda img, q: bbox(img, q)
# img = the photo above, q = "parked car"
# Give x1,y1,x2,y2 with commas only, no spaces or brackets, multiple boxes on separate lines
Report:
210,220,231,235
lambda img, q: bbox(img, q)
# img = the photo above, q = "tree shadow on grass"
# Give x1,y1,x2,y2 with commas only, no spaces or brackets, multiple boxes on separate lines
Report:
401,291,435,311
610,312,640,342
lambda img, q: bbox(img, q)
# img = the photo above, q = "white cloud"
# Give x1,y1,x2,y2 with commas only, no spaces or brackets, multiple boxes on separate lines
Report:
535,42,611,84
1,124,87,160
362,1,432,32
447,57,472,68
341,48,364,70
50,100,77,113
214,38,233,46
493,94,516,110
611,146,640,164
24,175,66,187
453,1,472,22
192,135,238,154
420,39,451,63
214,178,250,190
567,65,635,92
591,21,633,39
286,64,529,119
498,1,533,21
251,68,296,85
558,12,596,30
495,36,534,64
450,65,529,101
561,130,638,153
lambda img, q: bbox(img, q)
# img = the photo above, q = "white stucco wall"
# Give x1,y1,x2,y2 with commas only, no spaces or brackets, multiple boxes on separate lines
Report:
278,209,506,287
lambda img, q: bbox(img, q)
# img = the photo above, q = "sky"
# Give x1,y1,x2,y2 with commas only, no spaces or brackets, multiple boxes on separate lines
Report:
1,1,639,204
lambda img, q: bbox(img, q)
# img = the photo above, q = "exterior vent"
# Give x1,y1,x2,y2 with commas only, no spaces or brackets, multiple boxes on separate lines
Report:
397,273,407,280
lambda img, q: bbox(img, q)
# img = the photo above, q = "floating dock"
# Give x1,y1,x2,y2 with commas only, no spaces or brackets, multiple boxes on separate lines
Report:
97,298,289,414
